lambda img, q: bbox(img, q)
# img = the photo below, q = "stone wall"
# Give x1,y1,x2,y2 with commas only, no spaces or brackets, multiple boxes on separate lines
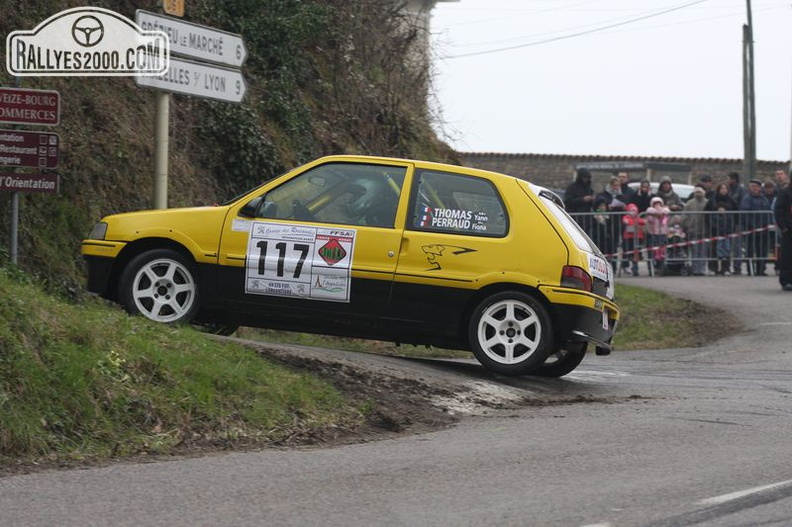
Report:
459,152,788,191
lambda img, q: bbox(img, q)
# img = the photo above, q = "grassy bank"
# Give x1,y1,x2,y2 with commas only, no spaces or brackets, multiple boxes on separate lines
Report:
613,283,733,350
0,266,361,468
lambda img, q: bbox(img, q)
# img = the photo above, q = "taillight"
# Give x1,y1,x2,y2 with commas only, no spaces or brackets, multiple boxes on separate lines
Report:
561,266,592,292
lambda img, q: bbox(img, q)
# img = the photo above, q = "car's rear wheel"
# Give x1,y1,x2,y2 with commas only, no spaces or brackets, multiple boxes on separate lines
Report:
119,249,199,325
532,342,587,378
469,291,553,376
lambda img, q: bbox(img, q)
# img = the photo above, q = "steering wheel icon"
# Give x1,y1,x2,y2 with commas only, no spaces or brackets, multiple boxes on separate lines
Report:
72,15,104,47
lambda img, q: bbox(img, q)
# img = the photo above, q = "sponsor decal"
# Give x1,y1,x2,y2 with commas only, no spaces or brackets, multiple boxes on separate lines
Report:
6,6,169,76
418,206,490,232
245,222,356,302
317,238,347,266
588,253,610,282
421,244,476,271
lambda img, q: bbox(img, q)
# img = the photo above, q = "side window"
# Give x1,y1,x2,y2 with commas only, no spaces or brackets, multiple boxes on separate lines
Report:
411,170,508,236
257,163,406,228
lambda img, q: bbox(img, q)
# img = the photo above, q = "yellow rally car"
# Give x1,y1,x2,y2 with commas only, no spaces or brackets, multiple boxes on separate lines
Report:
82,155,619,377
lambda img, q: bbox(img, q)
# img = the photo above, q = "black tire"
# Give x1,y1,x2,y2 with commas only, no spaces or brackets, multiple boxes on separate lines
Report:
193,322,239,336
532,342,587,378
468,291,554,376
118,249,200,325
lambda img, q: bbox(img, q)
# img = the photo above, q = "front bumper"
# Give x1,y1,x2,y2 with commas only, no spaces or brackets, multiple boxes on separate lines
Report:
539,285,620,352
81,240,126,297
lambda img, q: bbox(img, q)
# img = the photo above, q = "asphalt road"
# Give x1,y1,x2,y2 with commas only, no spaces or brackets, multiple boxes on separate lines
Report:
2,275,791,527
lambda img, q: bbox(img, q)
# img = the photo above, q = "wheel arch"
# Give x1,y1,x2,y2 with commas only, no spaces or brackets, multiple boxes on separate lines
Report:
106,238,198,301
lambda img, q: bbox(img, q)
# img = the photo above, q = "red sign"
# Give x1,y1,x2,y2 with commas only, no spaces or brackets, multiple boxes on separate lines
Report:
0,87,60,126
0,129,59,169
0,173,59,193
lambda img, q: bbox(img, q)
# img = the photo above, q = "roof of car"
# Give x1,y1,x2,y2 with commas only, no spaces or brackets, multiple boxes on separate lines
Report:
314,154,517,182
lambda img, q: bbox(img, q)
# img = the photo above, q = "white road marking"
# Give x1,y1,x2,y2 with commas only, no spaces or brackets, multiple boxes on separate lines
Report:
697,479,792,506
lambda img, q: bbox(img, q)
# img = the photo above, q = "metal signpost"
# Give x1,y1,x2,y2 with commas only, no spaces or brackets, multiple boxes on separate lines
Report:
134,9,247,209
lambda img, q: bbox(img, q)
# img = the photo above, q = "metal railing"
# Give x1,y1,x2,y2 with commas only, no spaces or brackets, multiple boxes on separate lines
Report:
570,210,778,277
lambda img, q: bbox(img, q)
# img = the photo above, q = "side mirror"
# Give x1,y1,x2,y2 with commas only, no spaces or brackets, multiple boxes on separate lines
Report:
239,196,263,218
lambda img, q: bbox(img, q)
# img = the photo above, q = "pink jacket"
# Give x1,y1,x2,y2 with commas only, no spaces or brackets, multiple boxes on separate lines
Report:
645,199,670,236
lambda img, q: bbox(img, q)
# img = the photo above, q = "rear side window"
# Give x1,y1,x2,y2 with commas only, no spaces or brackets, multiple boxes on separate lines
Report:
410,170,508,237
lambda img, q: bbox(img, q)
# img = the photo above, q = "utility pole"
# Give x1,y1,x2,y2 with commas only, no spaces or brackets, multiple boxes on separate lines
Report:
743,0,757,180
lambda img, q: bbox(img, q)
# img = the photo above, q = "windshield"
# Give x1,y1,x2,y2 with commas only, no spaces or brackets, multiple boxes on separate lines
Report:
531,183,600,255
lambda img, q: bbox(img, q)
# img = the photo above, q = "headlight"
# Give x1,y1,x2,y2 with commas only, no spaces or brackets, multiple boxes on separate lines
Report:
88,222,108,240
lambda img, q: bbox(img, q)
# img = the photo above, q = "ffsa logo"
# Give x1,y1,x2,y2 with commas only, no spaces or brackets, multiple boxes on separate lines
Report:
6,7,169,76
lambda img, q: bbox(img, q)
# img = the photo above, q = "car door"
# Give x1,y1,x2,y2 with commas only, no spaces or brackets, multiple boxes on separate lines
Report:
216,160,410,327
390,168,512,338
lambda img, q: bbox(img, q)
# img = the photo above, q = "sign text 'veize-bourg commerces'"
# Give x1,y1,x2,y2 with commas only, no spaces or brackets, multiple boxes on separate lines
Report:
0,172,59,193
0,87,60,126
0,129,59,169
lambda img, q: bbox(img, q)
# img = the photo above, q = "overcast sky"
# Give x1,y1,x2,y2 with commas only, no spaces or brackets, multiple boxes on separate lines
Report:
430,0,792,161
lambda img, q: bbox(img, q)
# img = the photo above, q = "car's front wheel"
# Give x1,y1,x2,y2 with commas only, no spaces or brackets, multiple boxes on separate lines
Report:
119,249,200,324
469,291,553,376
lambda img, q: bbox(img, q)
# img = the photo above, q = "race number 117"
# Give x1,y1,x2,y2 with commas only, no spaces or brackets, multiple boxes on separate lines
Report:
256,241,310,279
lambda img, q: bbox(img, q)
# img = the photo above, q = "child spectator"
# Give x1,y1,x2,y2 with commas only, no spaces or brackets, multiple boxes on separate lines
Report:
622,203,645,276
645,196,670,274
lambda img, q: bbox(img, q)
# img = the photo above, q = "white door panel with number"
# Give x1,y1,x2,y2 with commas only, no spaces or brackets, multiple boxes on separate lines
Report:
245,222,355,302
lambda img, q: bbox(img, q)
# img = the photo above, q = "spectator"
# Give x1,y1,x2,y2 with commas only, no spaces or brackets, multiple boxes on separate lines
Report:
763,179,778,207
618,171,636,201
683,186,709,276
596,175,628,213
696,174,716,273
645,196,670,274
697,174,715,201
656,176,683,211
564,168,595,234
591,197,617,271
775,169,790,191
622,203,645,276
706,183,738,275
764,180,779,271
740,179,773,276
630,180,654,212
773,178,792,290
727,172,747,274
